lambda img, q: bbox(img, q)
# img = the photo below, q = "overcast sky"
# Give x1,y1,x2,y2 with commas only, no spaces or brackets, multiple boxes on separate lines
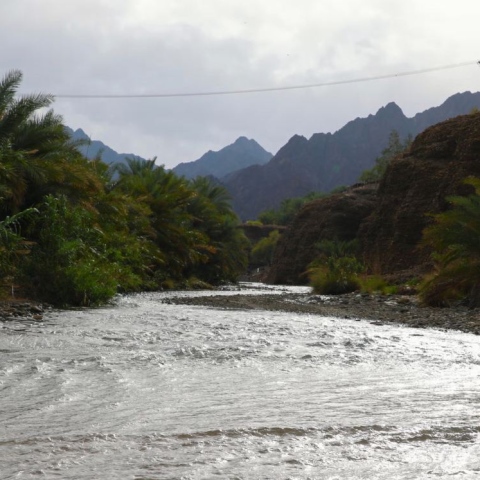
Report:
2,0,479,168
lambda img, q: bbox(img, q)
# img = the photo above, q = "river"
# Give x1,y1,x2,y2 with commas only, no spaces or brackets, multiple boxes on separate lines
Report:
1,284,480,479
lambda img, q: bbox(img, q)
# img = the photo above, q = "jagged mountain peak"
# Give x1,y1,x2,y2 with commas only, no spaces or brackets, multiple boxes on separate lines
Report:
374,102,405,120
72,127,88,138
379,101,402,112
275,135,309,158
172,137,272,180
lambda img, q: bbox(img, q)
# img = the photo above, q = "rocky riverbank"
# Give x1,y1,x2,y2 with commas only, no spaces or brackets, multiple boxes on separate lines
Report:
0,300,49,322
164,291,480,335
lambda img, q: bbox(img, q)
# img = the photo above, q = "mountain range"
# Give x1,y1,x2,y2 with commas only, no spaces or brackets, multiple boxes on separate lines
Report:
67,127,272,181
223,91,480,220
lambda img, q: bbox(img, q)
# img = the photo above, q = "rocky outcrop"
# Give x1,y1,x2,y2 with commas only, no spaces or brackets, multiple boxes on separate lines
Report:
266,183,378,284
359,112,480,276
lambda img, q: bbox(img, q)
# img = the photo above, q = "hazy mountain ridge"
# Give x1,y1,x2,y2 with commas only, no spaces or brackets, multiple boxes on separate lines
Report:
224,91,480,220
65,127,146,165
172,136,273,180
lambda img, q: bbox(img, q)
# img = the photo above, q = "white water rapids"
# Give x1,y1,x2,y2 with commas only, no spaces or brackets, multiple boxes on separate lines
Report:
1,284,480,479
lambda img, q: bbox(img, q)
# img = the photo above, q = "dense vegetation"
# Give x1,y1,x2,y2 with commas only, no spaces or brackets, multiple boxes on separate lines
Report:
0,70,248,306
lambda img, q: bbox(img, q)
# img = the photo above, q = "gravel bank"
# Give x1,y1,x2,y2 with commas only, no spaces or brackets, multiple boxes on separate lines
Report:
164,291,480,335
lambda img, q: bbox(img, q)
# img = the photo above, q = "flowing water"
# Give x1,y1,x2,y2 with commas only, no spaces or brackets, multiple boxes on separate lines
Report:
1,284,480,479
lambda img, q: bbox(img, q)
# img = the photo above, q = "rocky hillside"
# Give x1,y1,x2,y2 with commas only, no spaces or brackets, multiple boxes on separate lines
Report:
359,112,480,276
172,137,272,180
225,91,480,220
267,112,480,285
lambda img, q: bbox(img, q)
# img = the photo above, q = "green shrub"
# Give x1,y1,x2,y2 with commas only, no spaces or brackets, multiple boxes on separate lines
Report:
63,259,121,306
383,285,399,295
359,275,397,295
359,275,387,293
308,239,364,294
309,256,363,294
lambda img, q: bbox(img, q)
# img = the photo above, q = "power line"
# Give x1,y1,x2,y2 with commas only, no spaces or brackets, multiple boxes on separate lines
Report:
51,60,479,99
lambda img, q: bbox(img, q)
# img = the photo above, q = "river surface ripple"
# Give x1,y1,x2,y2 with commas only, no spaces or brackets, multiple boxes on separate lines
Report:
1,284,480,479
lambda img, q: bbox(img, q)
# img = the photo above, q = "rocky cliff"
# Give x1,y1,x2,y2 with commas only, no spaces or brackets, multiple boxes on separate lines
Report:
267,112,480,285
359,112,480,276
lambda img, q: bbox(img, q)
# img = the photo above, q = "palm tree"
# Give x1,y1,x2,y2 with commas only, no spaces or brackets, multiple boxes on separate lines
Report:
189,176,233,216
0,70,53,140
420,177,480,307
187,177,248,283
0,70,100,215
112,158,207,281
